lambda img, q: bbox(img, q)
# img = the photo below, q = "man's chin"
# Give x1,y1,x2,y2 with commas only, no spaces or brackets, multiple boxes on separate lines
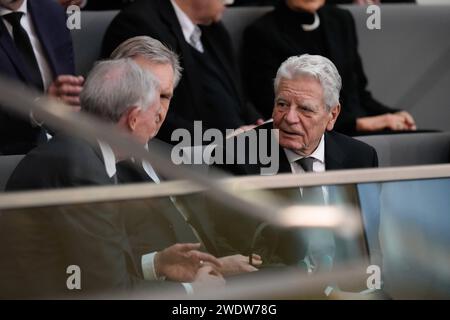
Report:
279,140,305,152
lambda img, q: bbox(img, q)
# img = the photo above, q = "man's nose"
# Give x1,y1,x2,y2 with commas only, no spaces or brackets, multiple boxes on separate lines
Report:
284,106,300,123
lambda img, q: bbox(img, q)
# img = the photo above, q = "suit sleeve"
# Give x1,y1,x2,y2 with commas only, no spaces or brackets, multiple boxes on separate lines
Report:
101,10,152,59
53,174,187,296
372,147,379,168
82,0,131,10
215,23,262,124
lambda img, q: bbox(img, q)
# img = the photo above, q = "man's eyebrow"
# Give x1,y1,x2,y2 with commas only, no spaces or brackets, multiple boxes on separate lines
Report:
299,103,315,109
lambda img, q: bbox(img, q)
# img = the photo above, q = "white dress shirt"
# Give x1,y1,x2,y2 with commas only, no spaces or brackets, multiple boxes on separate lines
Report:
97,140,193,293
0,0,53,90
170,0,204,52
283,134,329,203
283,136,336,295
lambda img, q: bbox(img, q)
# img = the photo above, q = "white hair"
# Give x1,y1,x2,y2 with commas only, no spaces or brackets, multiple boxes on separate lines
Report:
274,54,342,110
110,36,182,87
80,59,160,122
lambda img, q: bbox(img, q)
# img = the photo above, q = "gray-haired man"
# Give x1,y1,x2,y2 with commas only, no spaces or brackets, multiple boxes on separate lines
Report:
4,58,224,298
110,36,264,280
214,54,379,269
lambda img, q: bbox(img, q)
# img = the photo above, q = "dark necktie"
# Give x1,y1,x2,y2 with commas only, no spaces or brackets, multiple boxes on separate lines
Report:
116,159,150,184
297,157,325,204
116,159,201,245
296,157,335,274
3,12,44,91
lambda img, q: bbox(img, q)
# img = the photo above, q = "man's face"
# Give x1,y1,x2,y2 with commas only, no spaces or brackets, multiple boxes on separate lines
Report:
133,56,175,132
285,0,325,14
272,76,339,156
191,0,226,25
132,94,162,145
0,0,24,10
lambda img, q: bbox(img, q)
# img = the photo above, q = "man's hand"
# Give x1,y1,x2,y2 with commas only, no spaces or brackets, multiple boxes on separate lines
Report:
154,243,222,282
47,75,84,109
191,265,226,292
356,112,417,132
395,111,417,130
217,254,263,276
58,0,83,8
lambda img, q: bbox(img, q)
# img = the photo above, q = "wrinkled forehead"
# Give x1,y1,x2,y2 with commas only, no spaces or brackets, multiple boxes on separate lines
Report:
275,77,326,109
276,76,324,97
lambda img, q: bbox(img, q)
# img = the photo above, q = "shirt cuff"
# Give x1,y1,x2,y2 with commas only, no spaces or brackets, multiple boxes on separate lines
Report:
141,252,161,280
182,283,194,295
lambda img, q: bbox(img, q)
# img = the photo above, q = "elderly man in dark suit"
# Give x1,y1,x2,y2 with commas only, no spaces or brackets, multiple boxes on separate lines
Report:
2,59,225,298
243,0,417,136
109,36,262,279
0,0,84,155
213,54,378,268
101,0,263,145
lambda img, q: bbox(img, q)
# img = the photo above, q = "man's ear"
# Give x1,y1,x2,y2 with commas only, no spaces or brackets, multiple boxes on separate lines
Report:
120,106,141,131
326,104,340,131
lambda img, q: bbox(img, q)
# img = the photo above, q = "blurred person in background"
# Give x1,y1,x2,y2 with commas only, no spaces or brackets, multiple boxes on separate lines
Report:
110,35,263,280
2,59,225,298
213,54,378,269
0,0,83,155
242,0,417,136
102,0,263,145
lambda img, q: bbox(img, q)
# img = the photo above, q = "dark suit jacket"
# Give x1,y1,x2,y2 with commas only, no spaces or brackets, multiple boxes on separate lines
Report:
212,122,378,265
101,0,261,144
328,0,415,3
116,143,227,258
83,0,135,10
0,135,183,298
232,0,280,5
242,3,397,135
0,0,75,155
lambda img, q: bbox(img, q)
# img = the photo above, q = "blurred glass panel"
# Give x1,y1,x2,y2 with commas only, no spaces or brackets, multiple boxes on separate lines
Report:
1,177,450,299
378,178,450,299
0,187,366,299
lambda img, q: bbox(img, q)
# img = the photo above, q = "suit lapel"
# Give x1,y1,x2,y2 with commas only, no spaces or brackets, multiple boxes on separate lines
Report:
319,8,346,75
276,8,308,56
158,0,202,116
201,26,241,100
0,19,36,85
240,122,291,175
324,131,345,170
28,0,56,76
277,146,293,174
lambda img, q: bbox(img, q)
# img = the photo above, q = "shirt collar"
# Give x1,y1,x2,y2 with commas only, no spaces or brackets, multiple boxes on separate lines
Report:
0,0,28,17
98,140,117,178
284,134,325,164
170,0,199,44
